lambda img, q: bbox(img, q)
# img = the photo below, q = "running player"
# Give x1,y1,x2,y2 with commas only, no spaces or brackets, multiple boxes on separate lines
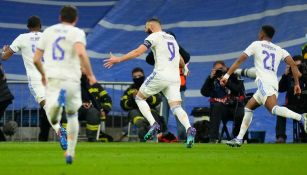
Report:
1,16,67,148
220,25,307,147
33,5,97,164
104,18,196,148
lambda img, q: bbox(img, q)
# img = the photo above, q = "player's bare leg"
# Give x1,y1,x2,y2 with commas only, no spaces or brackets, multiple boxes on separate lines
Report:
135,91,160,140
169,101,196,148
227,97,260,147
265,95,307,133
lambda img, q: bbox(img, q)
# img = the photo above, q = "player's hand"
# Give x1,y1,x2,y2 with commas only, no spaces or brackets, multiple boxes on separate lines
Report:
41,75,46,86
210,68,216,78
294,84,301,95
82,102,91,109
103,52,121,69
2,45,9,52
100,110,106,121
220,77,228,86
132,89,138,97
183,63,190,76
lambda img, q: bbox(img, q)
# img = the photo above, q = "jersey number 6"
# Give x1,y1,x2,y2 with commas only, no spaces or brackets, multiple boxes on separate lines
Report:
52,36,65,60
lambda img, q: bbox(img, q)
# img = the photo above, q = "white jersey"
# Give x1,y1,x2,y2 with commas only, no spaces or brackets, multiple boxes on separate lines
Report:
10,32,42,81
144,31,180,82
36,23,86,82
243,40,290,89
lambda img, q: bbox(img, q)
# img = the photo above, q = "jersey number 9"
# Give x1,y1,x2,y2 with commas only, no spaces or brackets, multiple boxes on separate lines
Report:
167,42,175,61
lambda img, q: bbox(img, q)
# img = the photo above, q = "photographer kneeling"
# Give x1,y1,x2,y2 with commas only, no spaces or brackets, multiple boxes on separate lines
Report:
201,61,246,143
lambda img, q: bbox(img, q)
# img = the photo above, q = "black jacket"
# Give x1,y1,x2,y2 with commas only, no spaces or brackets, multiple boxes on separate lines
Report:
201,74,244,104
120,84,162,111
278,73,307,107
80,74,112,114
0,63,14,103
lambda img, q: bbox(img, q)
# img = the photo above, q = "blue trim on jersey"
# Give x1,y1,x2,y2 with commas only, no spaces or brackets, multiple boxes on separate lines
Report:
143,40,152,49
283,55,290,62
28,81,37,98
144,72,156,86
258,79,266,96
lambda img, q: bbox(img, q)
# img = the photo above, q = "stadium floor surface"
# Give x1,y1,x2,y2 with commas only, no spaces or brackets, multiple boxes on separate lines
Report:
0,142,306,175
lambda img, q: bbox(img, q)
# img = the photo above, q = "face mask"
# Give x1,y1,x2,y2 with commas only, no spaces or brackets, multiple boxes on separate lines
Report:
133,76,145,87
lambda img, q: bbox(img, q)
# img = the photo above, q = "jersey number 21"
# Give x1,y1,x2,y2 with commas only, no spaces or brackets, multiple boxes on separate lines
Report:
262,50,275,71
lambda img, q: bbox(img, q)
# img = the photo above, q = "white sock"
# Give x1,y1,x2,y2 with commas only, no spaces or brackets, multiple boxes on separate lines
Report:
66,113,79,157
171,105,191,131
237,108,253,140
135,96,156,126
272,105,302,121
43,105,61,133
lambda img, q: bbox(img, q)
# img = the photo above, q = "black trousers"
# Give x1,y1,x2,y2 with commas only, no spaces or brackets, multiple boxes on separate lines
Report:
79,106,100,141
38,107,51,141
0,100,12,141
62,106,100,141
39,108,66,141
276,104,305,140
129,109,166,141
209,102,245,141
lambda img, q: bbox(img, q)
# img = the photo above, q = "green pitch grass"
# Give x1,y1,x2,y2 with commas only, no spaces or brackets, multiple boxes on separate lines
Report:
0,142,306,175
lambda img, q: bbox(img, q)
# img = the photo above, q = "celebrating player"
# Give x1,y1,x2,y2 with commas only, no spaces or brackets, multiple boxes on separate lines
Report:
1,16,67,148
104,18,196,148
33,5,97,164
220,25,307,147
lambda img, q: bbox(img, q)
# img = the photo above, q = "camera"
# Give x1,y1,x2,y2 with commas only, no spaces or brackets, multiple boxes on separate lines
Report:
214,68,226,78
234,67,256,79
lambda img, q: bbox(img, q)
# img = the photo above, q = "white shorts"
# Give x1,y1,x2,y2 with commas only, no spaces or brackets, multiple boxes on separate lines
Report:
253,79,278,105
139,72,181,102
28,79,45,104
45,78,82,115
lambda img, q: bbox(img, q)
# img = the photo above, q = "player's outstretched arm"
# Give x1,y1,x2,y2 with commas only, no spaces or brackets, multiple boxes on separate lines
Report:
75,42,97,85
33,49,46,85
220,53,248,86
1,45,14,60
284,56,302,95
104,44,148,69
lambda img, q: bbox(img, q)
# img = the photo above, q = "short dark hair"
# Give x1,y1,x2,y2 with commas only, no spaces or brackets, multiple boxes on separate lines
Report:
147,17,161,25
292,55,303,62
60,5,78,23
132,67,144,75
261,25,275,39
213,60,226,67
27,16,41,29
166,31,176,39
